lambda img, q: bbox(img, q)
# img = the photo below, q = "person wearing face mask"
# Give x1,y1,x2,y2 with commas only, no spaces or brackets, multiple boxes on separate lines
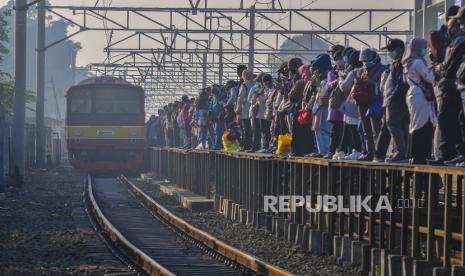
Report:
325,47,347,159
429,13,465,165
337,50,363,160
350,48,388,161
403,38,436,164
374,39,410,163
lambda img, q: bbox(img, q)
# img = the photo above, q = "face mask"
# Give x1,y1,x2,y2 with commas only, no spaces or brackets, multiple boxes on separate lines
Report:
420,48,428,57
336,59,346,68
388,50,398,60
343,56,349,63
364,60,376,69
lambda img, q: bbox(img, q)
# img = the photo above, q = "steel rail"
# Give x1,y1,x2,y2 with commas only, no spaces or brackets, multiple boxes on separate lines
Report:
120,175,293,276
86,174,175,276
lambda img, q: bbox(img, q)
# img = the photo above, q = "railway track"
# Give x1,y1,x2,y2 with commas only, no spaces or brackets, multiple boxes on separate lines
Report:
85,174,291,276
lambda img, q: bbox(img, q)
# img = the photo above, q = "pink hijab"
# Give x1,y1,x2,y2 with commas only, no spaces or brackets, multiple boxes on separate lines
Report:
298,64,311,84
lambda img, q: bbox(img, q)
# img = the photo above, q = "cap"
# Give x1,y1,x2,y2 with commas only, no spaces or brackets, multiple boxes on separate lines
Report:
454,6,465,22
381,38,405,52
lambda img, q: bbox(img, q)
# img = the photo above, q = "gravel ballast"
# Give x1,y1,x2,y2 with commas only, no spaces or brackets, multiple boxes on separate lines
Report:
136,180,361,276
0,165,130,275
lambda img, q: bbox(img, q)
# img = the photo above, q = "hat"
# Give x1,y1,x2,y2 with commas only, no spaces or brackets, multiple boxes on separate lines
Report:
311,54,332,72
447,5,460,21
342,47,355,58
359,47,378,62
453,6,465,22
381,38,405,52
242,69,254,81
328,44,344,53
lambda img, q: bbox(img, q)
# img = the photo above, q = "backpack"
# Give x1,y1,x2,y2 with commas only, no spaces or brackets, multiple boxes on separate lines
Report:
350,69,376,106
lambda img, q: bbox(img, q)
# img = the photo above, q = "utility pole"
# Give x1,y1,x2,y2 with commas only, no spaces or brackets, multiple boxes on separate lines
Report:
12,0,28,184
248,5,255,72
218,38,223,85
71,48,77,85
36,0,46,168
202,53,207,89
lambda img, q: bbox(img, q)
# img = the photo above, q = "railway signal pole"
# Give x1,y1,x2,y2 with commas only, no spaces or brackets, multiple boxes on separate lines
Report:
11,0,28,184
36,0,46,168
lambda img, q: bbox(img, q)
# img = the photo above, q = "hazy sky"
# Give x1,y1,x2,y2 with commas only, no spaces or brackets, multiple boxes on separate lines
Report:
0,0,414,67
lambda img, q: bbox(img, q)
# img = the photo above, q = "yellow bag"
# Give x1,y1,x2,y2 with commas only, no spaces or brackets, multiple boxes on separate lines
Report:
222,131,239,151
276,133,292,155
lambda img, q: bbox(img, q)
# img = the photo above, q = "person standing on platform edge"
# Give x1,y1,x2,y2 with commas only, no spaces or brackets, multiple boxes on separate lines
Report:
236,69,255,151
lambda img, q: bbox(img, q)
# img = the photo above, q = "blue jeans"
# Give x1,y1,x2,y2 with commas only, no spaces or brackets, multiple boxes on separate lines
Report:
210,122,224,149
199,125,209,149
315,108,332,154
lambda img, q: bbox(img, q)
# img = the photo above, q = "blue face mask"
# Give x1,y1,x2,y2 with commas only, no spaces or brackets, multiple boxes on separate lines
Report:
388,50,398,60
364,60,376,69
420,48,428,57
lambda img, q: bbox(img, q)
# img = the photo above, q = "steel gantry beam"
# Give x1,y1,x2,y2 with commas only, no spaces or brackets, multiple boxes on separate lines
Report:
42,1,413,111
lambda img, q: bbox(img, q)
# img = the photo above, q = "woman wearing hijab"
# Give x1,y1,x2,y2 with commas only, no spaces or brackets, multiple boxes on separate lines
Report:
403,38,436,164
287,66,314,156
310,54,333,156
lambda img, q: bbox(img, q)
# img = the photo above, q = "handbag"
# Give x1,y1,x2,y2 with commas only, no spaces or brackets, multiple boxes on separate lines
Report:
297,108,312,125
409,78,435,102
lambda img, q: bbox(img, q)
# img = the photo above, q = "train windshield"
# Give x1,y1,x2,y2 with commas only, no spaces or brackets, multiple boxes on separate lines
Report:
70,89,92,113
95,87,141,114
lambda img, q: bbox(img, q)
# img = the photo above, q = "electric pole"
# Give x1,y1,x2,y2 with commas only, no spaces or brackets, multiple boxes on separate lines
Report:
36,0,46,168
248,5,255,72
12,0,28,184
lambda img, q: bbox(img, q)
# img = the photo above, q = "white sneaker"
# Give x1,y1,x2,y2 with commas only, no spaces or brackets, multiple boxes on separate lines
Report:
332,151,346,160
345,149,362,160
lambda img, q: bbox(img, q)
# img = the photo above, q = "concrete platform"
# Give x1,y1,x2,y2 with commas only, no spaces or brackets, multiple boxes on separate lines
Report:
148,180,213,212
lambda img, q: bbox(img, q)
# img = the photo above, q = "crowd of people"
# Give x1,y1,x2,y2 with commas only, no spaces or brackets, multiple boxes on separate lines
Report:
146,5,465,166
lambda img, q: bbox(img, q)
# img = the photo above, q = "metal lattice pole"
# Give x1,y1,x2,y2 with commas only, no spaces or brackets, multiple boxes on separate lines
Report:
12,0,28,184
36,0,46,168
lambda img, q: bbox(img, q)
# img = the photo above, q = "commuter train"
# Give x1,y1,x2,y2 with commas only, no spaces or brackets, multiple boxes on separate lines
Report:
65,76,145,172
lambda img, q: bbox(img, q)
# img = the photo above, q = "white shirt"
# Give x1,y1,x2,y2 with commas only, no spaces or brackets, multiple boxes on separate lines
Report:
405,59,437,133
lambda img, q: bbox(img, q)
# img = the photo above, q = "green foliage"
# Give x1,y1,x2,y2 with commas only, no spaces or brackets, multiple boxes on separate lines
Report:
0,8,11,65
0,73,36,116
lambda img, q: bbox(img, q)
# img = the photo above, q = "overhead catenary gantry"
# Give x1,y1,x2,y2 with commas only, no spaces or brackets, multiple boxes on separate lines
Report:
43,1,413,112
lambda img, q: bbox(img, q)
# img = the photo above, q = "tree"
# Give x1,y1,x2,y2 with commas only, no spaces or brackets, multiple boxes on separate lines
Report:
0,7,14,115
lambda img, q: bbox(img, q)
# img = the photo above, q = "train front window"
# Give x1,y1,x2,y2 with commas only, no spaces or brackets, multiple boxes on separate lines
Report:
70,90,92,113
95,87,141,114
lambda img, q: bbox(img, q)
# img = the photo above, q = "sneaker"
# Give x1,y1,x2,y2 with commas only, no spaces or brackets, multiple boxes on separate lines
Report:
444,155,465,166
323,152,333,159
385,155,408,163
427,158,445,166
345,149,362,160
456,162,465,167
358,154,374,162
332,151,346,160
373,156,385,163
